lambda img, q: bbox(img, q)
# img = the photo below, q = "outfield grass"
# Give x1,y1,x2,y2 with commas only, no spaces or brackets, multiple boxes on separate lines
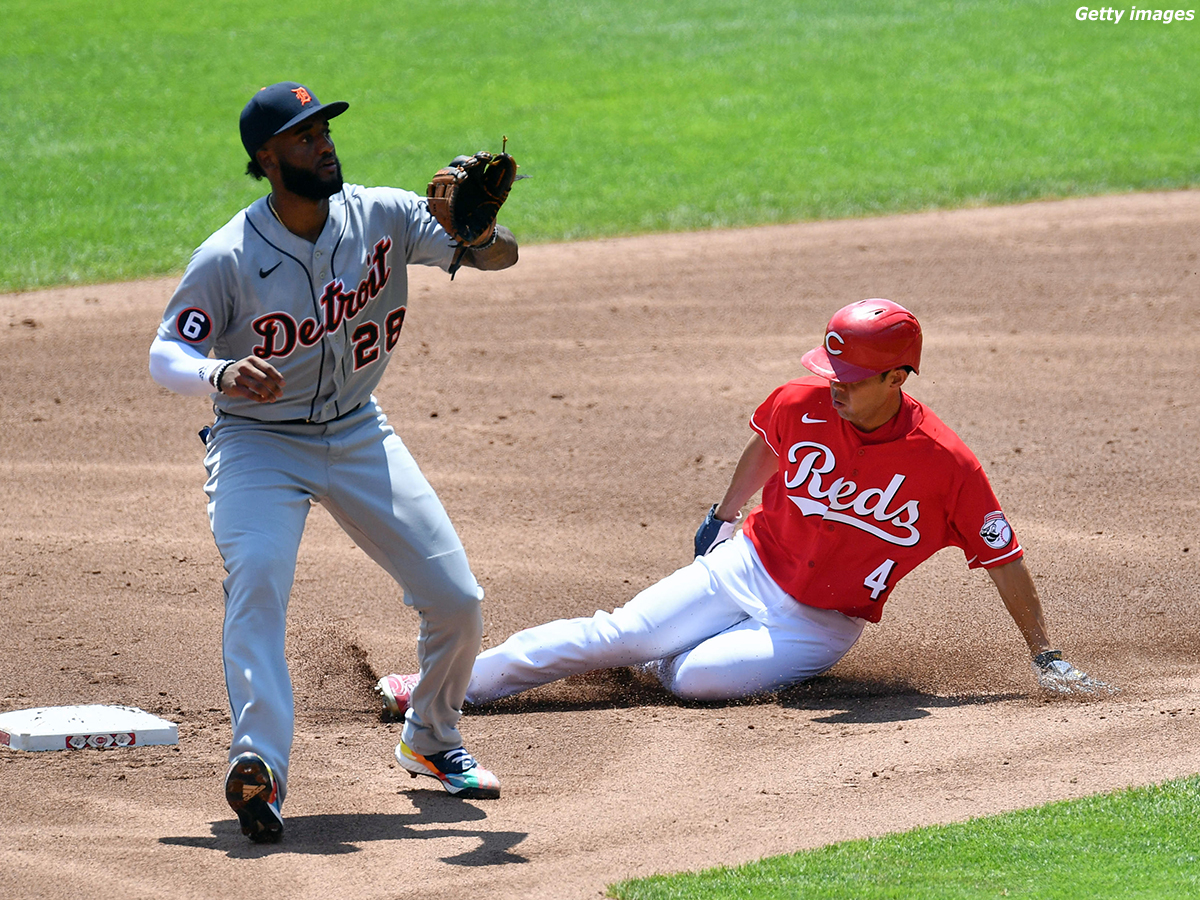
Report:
609,775,1200,899
5,1,1197,895
2,0,1197,290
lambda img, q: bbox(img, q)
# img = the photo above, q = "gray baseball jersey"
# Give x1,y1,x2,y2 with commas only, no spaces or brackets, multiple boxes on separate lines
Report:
158,183,490,800
158,184,453,422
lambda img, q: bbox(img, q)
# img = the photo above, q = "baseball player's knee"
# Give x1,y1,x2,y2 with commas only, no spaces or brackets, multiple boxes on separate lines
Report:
587,609,620,643
222,546,296,611
402,549,482,609
664,671,720,701
664,659,762,701
589,604,660,649
667,678,744,702
414,581,484,629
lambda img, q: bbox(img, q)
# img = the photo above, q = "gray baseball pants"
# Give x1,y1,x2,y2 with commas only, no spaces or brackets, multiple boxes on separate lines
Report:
204,399,482,802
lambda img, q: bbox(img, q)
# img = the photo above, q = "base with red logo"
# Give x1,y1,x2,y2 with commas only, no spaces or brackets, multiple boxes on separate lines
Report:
0,705,178,751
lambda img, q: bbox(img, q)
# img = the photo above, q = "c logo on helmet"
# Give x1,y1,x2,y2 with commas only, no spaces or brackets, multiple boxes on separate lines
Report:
825,331,845,356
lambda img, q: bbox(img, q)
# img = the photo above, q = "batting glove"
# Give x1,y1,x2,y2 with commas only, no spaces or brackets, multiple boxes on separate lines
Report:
1032,649,1113,696
694,504,741,558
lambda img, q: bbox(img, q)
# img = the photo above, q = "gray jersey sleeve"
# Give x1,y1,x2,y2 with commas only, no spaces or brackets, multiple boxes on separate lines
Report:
156,216,242,357
397,188,459,269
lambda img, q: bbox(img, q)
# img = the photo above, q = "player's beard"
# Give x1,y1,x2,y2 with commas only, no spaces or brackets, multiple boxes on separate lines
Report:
279,155,343,200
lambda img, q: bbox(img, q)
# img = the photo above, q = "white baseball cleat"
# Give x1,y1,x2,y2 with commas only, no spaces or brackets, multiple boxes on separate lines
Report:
1032,650,1113,695
376,673,420,717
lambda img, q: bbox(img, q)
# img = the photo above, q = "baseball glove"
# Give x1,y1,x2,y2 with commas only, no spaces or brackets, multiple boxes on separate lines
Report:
426,145,518,279
694,504,742,558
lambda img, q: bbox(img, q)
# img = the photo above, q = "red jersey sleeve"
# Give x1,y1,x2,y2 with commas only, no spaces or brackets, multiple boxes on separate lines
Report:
944,458,1024,569
749,384,790,457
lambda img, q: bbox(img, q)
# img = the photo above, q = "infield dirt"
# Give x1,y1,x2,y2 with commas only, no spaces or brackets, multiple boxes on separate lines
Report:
2,191,1199,899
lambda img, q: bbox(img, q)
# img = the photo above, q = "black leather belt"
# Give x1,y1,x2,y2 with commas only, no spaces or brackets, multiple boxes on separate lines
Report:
200,402,366,443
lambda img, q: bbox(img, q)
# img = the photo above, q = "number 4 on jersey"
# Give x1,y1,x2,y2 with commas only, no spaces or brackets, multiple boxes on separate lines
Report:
864,559,897,601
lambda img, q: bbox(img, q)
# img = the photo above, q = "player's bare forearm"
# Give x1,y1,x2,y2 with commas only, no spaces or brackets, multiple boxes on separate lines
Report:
219,356,286,403
463,226,518,271
986,558,1053,657
714,434,777,522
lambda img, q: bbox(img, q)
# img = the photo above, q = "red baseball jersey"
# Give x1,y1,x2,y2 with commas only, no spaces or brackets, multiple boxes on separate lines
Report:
744,377,1022,622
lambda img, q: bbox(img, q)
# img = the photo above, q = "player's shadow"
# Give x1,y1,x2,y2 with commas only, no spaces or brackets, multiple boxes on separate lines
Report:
775,676,1025,724
444,669,1023,725
158,792,528,863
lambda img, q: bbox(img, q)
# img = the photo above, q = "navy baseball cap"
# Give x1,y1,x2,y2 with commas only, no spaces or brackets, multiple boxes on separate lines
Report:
239,81,349,159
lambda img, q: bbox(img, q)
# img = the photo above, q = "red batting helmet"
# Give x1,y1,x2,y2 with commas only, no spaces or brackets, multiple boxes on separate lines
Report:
801,299,922,383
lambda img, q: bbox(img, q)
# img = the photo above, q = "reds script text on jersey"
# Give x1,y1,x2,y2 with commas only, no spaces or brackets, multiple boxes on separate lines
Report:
745,377,1022,622
158,185,450,422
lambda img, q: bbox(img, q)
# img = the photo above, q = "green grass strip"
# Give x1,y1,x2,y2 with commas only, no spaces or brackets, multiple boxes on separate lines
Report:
609,775,1200,899
3,0,1197,290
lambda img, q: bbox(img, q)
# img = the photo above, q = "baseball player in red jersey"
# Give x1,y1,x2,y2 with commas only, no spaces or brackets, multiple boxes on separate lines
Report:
379,299,1105,717
149,82,517,842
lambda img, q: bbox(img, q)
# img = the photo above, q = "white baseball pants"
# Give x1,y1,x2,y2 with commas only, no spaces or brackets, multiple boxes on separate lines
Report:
466,532,865,703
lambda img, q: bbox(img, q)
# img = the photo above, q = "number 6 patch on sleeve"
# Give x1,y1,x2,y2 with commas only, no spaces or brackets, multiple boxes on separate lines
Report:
176,307,213,343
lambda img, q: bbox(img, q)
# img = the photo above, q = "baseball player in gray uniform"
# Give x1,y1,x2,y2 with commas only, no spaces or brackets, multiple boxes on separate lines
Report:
148,81,517,842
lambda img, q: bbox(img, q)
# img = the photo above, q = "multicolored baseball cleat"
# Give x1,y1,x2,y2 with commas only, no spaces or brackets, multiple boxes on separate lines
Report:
396,740,500,799
376,672,420,717
225,751,284,843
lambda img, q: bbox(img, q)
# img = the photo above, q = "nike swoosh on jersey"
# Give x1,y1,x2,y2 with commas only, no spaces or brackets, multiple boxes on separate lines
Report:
259,262,282,278
801,413,827,424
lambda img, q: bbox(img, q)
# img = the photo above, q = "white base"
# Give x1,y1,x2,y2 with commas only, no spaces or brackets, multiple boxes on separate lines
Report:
0,705,179,751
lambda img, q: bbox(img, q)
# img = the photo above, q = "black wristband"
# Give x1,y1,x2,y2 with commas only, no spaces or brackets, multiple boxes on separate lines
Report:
1032,649,1062,670
470,228,499,250
211,360,234,394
